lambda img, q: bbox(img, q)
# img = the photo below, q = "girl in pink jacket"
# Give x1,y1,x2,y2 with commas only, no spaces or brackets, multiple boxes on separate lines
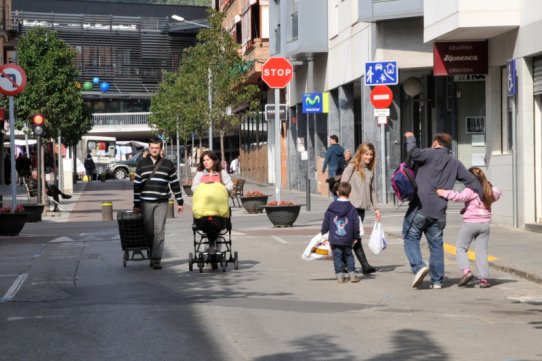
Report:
437,167,501,288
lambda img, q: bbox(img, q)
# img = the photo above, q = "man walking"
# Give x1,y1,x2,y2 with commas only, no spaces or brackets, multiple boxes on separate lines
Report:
322,135,345,179
403,131,482,289
133,136,184,269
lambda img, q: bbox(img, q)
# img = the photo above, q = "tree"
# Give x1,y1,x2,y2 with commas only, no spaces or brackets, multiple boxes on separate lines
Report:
14,27,92,146
149,9,260,168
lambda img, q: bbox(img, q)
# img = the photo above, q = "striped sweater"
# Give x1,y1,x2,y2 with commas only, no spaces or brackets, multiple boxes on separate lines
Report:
133,156,183,207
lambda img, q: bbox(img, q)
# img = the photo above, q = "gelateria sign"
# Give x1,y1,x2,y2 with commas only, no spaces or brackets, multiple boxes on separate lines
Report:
433,41,488,76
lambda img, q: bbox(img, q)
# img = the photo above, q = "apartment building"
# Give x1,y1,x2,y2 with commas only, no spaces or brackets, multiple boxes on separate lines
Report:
269,0,542,230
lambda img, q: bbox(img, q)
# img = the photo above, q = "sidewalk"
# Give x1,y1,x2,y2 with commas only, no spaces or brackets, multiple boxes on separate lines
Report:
1,178,541,284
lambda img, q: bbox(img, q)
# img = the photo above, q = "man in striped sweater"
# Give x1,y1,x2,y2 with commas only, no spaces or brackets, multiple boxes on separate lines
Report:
134,136,184,269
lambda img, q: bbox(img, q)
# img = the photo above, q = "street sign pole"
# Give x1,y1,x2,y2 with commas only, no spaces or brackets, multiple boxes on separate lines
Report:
380,122,386,203
8,96,16,212
274,88,281,203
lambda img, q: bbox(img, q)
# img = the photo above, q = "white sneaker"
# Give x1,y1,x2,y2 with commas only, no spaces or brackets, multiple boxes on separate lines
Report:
412,266,429,288
430,283,443,289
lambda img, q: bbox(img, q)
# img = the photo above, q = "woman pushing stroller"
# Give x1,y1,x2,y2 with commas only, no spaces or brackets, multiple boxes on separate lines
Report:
191,150,233,255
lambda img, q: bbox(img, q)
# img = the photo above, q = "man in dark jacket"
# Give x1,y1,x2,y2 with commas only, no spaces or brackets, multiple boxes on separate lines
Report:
321,182,361,283
27,169,71,211
403,131,482,289
133,136,184,269
322,135,345,178
83,153,96,182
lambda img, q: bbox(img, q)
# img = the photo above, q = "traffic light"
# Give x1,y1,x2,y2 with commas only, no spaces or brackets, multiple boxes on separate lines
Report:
32,113,45,136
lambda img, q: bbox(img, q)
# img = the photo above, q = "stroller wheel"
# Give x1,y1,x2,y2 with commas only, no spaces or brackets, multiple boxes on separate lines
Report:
188,252,194,272
234,251,239,270
123,251,128,267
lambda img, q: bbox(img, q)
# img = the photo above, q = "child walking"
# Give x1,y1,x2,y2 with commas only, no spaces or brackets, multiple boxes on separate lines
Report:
437,167,501,288
321,182,361,283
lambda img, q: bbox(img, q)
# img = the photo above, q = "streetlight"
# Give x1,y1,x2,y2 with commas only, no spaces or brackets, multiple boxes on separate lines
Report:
171,15,213,150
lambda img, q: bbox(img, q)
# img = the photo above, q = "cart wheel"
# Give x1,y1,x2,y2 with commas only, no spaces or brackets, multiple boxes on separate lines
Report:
234,251,239,270
188,252,194,272
123,251,128,267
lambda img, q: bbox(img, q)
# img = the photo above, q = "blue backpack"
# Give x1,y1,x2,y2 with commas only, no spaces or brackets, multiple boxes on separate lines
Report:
391,159,417,201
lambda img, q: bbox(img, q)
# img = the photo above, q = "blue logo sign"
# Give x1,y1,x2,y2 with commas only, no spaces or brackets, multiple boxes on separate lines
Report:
364,61,398,86
302,92,323,114
507,59,516,97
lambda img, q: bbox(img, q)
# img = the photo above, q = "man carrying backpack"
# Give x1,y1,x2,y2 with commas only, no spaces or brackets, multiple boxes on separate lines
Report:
402,131,482,290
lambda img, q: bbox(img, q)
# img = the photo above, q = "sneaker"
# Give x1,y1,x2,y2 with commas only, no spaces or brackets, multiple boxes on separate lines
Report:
62,194,72,199
337,275,347,284
350,274,361,283
412,266,430,288
479,279,491,288
151,259,162,269
458,271,474,287
430,283,443,289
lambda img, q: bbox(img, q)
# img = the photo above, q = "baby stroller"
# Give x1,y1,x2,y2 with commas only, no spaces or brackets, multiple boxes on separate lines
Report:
189,182,239,273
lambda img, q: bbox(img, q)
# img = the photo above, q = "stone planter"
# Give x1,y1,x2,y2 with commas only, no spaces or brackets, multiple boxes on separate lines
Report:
183,184,193,197
263,204,302,227
0,213,28,236
21,204,45,222
240,195,269,214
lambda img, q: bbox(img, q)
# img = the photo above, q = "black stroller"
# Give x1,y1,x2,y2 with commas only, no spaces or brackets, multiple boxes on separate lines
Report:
189,215,238,273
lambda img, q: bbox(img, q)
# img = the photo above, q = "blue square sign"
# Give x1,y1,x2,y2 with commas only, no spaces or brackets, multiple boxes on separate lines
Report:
302,92,323,114
364,61,398,86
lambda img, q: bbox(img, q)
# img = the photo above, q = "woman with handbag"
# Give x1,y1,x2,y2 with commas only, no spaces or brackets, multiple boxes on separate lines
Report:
340,143,381,274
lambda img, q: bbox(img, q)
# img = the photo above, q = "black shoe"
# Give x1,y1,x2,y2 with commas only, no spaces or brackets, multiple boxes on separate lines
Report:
62,194,72,199
354,244,378,274
151,260,162,269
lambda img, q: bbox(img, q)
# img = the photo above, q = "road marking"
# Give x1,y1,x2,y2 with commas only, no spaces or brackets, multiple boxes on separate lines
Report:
8,315,65,322
1,273,28,302
444,243,497,262
271,236,288,244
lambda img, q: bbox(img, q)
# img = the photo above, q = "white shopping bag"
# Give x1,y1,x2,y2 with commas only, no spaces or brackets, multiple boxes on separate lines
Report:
302,232,332,261
368,221,387,254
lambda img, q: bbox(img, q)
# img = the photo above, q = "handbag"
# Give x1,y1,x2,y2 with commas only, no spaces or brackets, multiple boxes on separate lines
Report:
368,221,387,254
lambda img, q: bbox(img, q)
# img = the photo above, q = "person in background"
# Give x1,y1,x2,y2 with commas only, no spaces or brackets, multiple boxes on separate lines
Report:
321,182,361,283
16,153,31,185
340,143,380,275
27,169,71,212
437,167,501,288
322,135,345,179
84,153,96,182
337,149,352,176
133,136,184,270
403,131,482,289
230,155,240,175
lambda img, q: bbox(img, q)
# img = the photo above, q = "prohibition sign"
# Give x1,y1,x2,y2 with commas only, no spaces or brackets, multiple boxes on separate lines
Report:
0,64,27,96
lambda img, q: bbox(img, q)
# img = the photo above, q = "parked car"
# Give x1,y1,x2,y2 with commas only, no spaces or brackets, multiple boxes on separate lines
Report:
106,151,143,180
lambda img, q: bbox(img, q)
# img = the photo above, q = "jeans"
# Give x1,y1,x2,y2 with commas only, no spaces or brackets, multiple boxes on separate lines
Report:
331,244,355,276
402,209,446,285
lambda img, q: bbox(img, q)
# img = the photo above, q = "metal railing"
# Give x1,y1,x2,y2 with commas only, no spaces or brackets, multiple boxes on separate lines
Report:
92,112,151,126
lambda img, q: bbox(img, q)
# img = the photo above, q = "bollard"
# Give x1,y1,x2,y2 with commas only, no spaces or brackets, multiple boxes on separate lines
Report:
101,202,113,221
167,199,174,219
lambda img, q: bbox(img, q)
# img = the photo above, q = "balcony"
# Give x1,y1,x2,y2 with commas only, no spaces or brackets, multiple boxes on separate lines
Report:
424,0,520,42
90,112,154,140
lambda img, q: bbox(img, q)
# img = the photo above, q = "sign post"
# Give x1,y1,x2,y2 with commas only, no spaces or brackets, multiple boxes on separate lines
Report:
0,64,27,212
261,57,293,203
370,85,394,203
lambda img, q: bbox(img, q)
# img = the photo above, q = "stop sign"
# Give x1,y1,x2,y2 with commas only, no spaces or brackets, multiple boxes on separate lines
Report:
370,85,393,109
261,57,293,89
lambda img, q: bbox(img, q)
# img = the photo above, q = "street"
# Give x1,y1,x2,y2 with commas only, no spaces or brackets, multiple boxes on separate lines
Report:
1,181,541,361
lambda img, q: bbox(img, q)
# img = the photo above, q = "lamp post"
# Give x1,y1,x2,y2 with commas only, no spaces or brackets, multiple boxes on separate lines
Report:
171,15,214,150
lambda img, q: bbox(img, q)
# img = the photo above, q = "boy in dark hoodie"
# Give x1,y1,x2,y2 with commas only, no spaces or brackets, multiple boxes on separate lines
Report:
321,182,361,283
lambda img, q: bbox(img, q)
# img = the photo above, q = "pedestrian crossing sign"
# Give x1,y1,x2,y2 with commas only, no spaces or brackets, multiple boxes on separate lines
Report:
364,61,398,86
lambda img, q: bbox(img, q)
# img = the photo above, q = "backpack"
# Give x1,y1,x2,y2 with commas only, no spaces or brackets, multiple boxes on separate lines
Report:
391,160,417,201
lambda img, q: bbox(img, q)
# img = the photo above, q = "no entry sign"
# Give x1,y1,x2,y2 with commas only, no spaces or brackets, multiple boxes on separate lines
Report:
261,57,293,89
370,85,393,109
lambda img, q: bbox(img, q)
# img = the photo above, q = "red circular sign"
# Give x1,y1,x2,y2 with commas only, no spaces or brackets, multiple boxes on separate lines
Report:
261,57,293,89
0,64,27,96
370,85,393,109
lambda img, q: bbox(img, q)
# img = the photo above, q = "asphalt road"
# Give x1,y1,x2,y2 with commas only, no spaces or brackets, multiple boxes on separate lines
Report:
1,192,542,361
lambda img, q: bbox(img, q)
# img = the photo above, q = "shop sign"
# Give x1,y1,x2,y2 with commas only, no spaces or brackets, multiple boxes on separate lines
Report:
433,41,488,76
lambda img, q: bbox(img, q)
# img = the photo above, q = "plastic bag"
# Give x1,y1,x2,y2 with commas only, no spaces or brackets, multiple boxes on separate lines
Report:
368,222,387,254
359,216,364,237
302,232,332,261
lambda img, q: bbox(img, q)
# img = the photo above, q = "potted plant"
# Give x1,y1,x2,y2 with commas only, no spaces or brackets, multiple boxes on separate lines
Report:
20,203,45,222
263,200,302,227
0,205,28,236
240,190,269,214
183,179,193,197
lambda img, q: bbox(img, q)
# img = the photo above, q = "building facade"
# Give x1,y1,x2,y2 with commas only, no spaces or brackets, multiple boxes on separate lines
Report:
269,0,542,230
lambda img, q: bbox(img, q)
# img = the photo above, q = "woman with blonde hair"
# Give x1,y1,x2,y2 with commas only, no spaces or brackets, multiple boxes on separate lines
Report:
340,143,381,274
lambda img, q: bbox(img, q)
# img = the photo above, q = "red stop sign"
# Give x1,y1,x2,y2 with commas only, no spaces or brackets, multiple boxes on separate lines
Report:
261,57,293,89
370,85,393,109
